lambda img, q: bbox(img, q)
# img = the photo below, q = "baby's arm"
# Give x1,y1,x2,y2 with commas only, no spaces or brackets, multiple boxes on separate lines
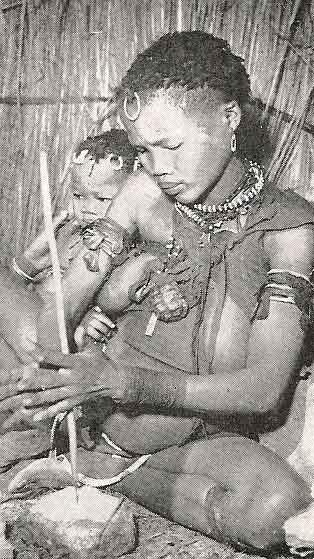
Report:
95,251,157,315
36,175,146,349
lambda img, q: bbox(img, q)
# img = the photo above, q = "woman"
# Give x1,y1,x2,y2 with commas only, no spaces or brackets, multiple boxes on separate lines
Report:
3,31,314,552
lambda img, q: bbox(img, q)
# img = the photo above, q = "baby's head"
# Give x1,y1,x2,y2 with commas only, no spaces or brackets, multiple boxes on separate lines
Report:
71,129,137,223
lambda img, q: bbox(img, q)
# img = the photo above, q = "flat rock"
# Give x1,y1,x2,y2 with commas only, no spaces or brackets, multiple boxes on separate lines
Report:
6,486,136,558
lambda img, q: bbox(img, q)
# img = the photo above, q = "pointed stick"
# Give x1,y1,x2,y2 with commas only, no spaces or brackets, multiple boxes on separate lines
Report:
39,150,78,502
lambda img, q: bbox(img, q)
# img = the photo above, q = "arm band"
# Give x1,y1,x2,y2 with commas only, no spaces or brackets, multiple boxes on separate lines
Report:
12,256,37,282
253,269,314,329
121,368,187,410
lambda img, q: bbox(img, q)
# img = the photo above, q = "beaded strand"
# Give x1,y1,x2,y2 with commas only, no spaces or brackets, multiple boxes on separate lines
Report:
175,160,264,235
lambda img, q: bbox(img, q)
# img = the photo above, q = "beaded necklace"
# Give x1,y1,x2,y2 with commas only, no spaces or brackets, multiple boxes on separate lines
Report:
175,160,264,244
144,160,264,335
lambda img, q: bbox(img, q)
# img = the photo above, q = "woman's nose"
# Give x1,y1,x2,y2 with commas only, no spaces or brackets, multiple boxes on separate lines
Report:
151,149,172,178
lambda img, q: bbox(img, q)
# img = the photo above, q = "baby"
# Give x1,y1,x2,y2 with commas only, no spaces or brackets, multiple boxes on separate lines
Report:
13,128,157,349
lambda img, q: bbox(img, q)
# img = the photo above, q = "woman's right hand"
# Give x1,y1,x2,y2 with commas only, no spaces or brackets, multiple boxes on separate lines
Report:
0,363,41,433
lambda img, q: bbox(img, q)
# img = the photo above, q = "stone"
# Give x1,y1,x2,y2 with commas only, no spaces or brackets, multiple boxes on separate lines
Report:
7,486,137,558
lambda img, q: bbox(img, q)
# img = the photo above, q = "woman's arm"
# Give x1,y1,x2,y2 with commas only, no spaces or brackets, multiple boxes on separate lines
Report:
17,225,314,421
171,225,314,415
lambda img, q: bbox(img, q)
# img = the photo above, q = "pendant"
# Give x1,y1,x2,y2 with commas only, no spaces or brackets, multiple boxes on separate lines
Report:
199,232,206,247
199,231,212,246
145,312,158,336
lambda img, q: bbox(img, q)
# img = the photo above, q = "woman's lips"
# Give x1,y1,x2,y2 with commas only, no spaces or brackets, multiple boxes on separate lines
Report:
158,182,184,195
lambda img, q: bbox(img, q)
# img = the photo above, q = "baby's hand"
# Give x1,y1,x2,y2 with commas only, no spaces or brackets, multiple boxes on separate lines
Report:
74,306,116,350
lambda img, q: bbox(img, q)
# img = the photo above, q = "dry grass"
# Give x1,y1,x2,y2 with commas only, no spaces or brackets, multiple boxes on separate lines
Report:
0,0,313,264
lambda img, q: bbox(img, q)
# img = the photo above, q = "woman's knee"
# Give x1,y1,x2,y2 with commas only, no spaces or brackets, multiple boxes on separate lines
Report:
210,465,312,550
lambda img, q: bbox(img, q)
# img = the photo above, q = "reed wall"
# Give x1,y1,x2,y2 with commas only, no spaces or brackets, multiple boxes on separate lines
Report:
0,0,313,264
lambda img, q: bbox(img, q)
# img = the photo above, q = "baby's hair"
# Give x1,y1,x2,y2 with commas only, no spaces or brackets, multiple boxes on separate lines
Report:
74,129,137,171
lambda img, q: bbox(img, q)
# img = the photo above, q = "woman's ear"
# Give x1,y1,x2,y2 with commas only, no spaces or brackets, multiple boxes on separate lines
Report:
224,100,242,131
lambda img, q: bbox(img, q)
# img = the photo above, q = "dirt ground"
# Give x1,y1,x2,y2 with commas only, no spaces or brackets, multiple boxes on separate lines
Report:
123,500,261,559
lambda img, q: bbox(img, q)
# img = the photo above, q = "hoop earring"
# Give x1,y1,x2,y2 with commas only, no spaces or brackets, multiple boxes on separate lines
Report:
109,154,123,171
123,92,141,121
230,132,237,153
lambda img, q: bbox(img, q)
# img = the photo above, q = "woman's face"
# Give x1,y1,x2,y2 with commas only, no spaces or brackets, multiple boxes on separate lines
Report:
70,154,123,223
120,91,238,205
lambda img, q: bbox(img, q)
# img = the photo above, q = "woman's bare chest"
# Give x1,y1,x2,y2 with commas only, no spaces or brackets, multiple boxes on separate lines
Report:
198,288,251,375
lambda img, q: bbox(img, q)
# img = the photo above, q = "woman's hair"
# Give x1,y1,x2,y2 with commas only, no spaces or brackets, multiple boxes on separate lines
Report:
117,31,251,105
116,31,271,164
74,128,137,171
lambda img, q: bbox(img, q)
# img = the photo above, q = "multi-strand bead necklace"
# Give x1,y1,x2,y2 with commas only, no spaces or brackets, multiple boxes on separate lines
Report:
175,160,264,244
145,161,265,335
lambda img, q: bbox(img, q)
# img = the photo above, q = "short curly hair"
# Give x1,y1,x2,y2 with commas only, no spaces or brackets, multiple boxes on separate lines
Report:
74,129,137,172
117,31,251,106
116,31,270,163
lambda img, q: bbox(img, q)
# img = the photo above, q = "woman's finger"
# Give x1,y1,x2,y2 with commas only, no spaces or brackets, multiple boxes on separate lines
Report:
17,368,73,391
0,408,35,433
0,364,35,386
0,394,24,413
23,384,105,408
32,391,105,422
18,364,40,382
0,384,22,402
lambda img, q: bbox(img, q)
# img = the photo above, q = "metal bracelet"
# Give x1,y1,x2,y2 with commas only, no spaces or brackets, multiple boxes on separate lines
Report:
12,257,35,282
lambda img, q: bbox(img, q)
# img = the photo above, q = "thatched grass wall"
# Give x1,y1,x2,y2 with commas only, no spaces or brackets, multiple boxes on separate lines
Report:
0,0,313,265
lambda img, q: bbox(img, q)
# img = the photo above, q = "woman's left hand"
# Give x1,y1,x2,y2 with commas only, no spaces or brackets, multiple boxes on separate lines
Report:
14,346,126,423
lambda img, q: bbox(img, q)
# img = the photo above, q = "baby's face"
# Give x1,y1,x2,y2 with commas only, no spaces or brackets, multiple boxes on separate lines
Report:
70,153,123,224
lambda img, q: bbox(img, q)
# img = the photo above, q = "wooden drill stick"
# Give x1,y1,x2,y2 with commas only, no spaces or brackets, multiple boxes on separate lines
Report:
39,151,78,501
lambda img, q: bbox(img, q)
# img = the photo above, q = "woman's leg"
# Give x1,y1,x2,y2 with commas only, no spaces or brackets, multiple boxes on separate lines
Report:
116,436,311,551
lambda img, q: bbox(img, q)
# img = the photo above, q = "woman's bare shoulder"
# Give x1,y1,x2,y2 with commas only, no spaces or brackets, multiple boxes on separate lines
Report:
109,171,173,240
264,224,314,277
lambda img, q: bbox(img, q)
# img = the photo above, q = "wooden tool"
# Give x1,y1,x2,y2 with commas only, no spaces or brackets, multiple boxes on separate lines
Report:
39,150,78,501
